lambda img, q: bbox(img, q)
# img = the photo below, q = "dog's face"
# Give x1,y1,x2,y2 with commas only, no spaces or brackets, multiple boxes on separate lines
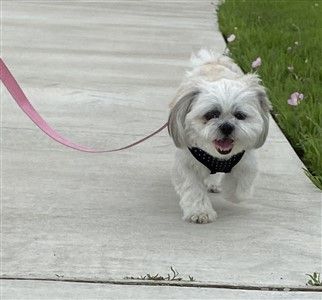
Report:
168,75,271,157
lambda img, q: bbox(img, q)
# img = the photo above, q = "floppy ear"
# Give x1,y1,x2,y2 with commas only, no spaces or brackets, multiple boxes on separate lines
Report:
168,89,199,148
254,89,272,148
240,74,272,148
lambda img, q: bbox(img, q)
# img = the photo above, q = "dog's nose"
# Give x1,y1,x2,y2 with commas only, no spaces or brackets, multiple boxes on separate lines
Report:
219,122,234,136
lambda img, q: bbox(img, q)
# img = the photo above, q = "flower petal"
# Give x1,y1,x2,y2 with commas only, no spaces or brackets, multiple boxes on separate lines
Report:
251,57,262,68
227,34,236,43
287,91,304,106
288,98,298,106
290,92,300,101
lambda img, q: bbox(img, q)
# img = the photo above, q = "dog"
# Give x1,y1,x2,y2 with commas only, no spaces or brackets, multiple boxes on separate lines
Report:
168,49,271,224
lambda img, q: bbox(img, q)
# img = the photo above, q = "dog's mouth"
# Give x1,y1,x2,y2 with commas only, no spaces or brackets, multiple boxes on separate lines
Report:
213,138,234,155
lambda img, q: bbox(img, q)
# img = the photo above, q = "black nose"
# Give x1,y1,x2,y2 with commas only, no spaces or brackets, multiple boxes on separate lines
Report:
219,122,234,136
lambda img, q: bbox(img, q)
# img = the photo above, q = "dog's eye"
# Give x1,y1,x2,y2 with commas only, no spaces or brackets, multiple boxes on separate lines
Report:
234,112,247,120
204,110,221,121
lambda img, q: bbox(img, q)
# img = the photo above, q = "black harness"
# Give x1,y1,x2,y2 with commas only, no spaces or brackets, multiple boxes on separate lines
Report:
188,147,245,174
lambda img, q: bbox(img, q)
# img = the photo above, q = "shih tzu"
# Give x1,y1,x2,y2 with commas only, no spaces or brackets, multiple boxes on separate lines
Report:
168,49,271,224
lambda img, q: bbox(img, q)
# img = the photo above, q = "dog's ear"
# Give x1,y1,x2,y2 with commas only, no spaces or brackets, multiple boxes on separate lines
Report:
254,89,272,148
240,74,272,148
168,89,199,148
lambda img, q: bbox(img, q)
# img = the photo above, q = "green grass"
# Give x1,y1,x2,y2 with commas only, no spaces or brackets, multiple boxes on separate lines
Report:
124,266,195,282
306,272,322,286
218,0,322,189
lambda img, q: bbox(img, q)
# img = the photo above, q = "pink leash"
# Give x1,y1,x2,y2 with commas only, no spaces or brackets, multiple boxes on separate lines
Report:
0,58,168,153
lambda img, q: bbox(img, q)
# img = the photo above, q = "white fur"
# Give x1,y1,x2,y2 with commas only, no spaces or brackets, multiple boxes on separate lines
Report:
168,49,271,224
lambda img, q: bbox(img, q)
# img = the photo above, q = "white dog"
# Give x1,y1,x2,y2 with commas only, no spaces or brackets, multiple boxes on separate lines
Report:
168,49,271,224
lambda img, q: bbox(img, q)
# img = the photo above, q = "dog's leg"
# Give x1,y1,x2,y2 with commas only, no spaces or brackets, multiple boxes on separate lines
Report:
173,155,217,224
221,151,257,203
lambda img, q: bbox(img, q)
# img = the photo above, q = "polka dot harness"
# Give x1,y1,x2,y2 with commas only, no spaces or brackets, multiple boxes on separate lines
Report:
188,147,245,174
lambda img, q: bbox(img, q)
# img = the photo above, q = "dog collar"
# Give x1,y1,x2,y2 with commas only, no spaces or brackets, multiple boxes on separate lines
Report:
188,147,245,174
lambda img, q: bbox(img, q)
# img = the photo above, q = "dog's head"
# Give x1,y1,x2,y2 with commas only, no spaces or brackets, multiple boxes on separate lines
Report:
168,74,271,157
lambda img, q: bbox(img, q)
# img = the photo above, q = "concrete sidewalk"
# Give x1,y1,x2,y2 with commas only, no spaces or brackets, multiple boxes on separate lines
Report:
1,1,321,299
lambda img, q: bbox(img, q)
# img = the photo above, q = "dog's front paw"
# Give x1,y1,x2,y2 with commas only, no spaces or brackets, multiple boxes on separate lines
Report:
204,176,222,193
207,186,221,193
184,209,217,224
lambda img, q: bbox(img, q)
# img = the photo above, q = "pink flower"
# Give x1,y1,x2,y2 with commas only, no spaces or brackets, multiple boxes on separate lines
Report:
227,34,236,43
251,57,262,69
287,92,304,106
